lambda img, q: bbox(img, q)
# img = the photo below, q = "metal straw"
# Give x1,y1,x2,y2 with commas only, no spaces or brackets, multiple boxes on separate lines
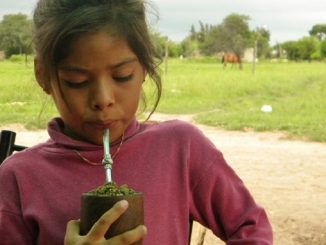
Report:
102,128,113,183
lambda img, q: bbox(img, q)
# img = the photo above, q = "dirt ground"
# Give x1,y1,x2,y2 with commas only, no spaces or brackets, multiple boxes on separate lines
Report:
1,113,325,244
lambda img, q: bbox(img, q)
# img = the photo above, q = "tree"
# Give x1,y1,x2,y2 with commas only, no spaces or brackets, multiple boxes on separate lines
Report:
181,21,211,57
150,31,181,58
309,24,326,40
198,25,221,55
180,37,200,57
320,39,326,59
297,36,320,60
201,13,252,56
197,21,212,43
189,24,197,41
282,41,300,60
252,27,271,59
0,13,33,57
151,31,167,58
282,37,320,61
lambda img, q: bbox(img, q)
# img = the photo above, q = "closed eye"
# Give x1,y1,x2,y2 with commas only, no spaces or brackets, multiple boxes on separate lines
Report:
62,80,89,89
114,74,133,83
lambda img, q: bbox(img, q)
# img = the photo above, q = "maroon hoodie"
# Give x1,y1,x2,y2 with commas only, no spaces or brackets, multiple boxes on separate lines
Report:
0,117,272,244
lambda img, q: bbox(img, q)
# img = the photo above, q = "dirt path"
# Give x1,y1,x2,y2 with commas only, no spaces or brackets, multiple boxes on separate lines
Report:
2,113,325,244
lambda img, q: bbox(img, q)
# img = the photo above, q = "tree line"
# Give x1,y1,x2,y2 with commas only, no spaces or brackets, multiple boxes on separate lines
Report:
1,13,326,61
154,14,326,61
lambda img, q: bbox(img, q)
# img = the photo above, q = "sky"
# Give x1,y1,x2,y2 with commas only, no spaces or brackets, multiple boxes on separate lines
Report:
1,0,326,45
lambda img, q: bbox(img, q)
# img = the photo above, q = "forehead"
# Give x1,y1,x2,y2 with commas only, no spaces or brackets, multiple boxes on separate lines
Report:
60,32,136,67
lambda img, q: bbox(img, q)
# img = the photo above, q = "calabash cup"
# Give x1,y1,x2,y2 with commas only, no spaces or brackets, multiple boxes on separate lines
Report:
80,192,144,245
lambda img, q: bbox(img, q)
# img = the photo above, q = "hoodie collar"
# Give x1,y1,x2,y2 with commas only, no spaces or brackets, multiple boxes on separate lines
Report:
47,117,140,152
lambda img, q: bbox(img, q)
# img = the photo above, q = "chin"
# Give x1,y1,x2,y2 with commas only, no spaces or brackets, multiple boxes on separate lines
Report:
80,134,103,145
89,138,103,145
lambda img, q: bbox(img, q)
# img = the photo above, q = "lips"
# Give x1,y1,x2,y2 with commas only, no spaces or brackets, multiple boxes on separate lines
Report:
91,120,118,130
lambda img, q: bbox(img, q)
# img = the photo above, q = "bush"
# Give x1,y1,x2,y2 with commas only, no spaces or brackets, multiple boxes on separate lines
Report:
321,39,326,58
8,54,33,63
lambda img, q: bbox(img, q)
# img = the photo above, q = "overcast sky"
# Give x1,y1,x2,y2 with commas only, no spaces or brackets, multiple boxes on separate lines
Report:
1,0,326,45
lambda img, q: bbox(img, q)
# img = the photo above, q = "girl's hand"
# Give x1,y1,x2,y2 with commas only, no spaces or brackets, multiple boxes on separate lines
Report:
64,200,147,245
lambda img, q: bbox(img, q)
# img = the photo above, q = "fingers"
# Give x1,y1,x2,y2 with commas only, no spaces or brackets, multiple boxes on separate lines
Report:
65,200,146,245
87,200,129,240
109,225,147,244
64,219,81,244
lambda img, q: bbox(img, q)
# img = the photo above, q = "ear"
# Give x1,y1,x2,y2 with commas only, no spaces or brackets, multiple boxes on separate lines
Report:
34,58,51,94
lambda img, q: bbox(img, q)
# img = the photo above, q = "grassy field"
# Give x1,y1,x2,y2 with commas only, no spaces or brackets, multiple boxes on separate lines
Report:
0,58,57,129
0,57,325,142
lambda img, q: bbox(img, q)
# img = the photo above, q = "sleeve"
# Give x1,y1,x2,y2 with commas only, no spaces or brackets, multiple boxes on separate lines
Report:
0,211,34,245
0,161,35,245
186,126,273,244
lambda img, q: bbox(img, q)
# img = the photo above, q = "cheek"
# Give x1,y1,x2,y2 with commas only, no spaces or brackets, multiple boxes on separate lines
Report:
51,87,65,111
121,87,142,113
51,87,86,116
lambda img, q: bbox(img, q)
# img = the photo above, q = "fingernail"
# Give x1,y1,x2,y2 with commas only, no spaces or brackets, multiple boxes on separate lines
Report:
140,225,148,235
117,200,128,208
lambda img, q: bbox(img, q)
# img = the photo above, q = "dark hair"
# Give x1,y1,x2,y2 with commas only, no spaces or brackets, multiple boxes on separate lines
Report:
33,0,162,118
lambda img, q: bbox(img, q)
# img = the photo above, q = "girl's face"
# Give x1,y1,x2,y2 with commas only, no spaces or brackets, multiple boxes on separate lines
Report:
47,32,145,144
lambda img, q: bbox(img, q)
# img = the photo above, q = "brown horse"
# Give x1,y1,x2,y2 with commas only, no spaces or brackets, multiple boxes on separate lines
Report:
221,53,242,69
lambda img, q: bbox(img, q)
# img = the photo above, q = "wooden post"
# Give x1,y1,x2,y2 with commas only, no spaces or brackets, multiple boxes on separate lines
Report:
252,39,257,75
164,40,169,76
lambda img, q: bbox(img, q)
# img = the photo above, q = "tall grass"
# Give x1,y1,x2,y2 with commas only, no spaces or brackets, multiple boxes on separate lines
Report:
0,57,325,142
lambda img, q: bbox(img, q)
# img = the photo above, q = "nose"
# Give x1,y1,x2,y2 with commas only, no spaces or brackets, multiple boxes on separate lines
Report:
91,79,115,111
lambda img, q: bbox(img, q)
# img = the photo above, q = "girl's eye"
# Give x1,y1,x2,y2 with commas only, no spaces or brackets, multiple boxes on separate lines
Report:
114,74,133,83
63,80,89,89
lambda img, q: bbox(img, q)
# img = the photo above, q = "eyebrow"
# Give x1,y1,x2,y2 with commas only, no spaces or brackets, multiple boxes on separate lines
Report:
58,57,138,73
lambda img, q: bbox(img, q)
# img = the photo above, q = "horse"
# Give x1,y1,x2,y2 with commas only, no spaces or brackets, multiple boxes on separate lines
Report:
221,53,242,70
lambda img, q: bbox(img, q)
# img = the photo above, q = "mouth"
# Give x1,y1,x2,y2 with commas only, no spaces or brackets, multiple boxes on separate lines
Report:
91,120,118,131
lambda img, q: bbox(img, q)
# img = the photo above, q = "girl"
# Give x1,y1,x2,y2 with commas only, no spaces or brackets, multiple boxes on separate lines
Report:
0,0,273,244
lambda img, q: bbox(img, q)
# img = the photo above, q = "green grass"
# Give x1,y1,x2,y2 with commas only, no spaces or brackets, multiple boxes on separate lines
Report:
0,60,57,129
153,59,326,142
1,57,325,142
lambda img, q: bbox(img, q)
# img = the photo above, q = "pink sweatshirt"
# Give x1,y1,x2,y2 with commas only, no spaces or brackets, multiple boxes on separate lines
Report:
0,118,272,244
